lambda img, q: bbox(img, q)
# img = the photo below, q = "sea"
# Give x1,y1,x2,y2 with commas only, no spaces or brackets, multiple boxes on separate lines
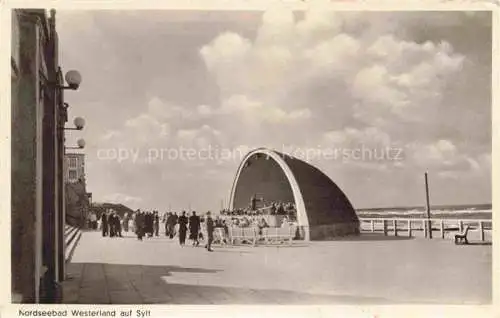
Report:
355,203,492,220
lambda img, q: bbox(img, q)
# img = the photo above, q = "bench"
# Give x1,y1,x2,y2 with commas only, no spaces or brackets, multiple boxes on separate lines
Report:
229,227,257,246
261,227,293,246
454,225,470,244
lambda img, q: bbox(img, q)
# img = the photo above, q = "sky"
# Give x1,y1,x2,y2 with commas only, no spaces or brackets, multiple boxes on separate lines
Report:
56,9,492,212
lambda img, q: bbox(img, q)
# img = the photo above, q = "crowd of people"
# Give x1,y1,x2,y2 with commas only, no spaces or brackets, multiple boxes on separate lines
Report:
96,209,217,252
220,201,296,218
94,198,300,251
99,210,125,238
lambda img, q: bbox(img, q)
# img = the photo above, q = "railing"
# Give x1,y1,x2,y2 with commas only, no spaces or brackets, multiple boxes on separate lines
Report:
358,217,492,241
64,223,82,263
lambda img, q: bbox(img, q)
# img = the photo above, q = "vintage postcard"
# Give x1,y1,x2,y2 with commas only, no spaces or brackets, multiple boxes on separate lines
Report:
2,0,498,317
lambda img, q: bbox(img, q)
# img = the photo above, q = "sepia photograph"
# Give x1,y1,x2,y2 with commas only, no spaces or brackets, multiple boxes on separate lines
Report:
8,5,493,307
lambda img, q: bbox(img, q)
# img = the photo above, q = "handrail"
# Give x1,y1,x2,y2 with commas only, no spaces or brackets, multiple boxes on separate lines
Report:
358,217,491,242
358,217,492,223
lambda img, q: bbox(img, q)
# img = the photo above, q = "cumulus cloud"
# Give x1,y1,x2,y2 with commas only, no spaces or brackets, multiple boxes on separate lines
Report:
110,9,471,174
198,10,466,151
408,139,485,177
65,10,490,210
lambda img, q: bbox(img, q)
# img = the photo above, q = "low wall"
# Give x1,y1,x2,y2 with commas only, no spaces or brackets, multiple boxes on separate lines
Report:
308,222,360,240
222,216,360,240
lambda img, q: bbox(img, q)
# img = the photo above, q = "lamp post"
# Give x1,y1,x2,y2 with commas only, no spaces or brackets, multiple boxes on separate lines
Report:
55,69,82,90
65,138,86,150
424,172,432,239
55,70,83,286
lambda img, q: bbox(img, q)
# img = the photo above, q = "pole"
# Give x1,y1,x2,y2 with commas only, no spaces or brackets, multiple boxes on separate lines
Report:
425,172,432,239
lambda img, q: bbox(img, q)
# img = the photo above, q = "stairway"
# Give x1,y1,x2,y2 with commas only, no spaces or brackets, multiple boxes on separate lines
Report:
64,224,81,263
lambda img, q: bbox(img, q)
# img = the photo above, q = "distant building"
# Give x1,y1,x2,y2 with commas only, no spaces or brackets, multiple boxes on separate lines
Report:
91,203,135,219
64,154,91,228
65,153,85,183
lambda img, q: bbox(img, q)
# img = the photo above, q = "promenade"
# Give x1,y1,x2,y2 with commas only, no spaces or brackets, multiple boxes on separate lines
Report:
62,231,492,304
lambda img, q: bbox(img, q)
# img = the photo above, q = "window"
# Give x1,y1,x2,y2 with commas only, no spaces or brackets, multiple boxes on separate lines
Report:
69,170,77,180
69,158,77,168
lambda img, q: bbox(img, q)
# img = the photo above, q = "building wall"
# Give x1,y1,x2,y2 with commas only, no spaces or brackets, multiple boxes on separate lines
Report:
65,153,85,183
11,9,65,303
65,180,89,227
11,9,44,303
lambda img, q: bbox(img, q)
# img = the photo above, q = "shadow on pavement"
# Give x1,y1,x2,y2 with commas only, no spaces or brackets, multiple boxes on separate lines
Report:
464,242,492,246
319,233,415,242
63,262,403,305
225,244,311,249
158,283,402,305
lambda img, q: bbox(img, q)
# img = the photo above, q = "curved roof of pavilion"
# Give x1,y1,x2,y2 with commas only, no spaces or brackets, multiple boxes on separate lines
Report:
229,148,359,230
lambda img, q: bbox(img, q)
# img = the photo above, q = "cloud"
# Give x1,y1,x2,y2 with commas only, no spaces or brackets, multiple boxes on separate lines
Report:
323,126,392,148
198,9,466,149
58,10,490,210
407,139,487,178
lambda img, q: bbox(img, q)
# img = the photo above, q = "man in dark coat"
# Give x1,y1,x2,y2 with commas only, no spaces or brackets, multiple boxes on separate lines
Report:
101,211,109,237
189,211,201,246
109,212,117,237
145,212,153,237
135,210,145,240
178,211,188,246
115,213,123,237
205,211,214,252
165,212,172,237
277,203,285,215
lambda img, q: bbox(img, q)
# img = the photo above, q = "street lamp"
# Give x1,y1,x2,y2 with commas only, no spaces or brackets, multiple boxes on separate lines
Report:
63,117,85,131
66,138,86,150
74,117,85,130
54,65,84,283
77,138,86,148
60,70,82,90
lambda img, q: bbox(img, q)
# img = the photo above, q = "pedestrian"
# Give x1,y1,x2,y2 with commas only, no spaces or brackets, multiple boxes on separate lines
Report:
101,210,109,237
110,211,118,237
172,212,178,237
205,211,214,252
90,212,98,230
166,212,173,238
116,213,123,237
189,211,200,247
129,213,135,233
178,211,188,246
169,212,174,237
135,210,145,240
222,219,229,244
148,211,154,237
144,211,152,237
123,212,129,232
154,211,160,237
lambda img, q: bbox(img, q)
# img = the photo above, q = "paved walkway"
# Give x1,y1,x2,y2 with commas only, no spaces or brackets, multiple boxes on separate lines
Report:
62,231,492,304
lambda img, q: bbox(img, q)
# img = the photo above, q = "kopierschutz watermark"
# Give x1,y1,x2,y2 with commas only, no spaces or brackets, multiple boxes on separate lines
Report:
95,144,405,164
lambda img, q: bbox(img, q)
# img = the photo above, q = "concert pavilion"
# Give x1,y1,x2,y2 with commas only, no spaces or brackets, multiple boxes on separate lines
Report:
229,148,360,241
